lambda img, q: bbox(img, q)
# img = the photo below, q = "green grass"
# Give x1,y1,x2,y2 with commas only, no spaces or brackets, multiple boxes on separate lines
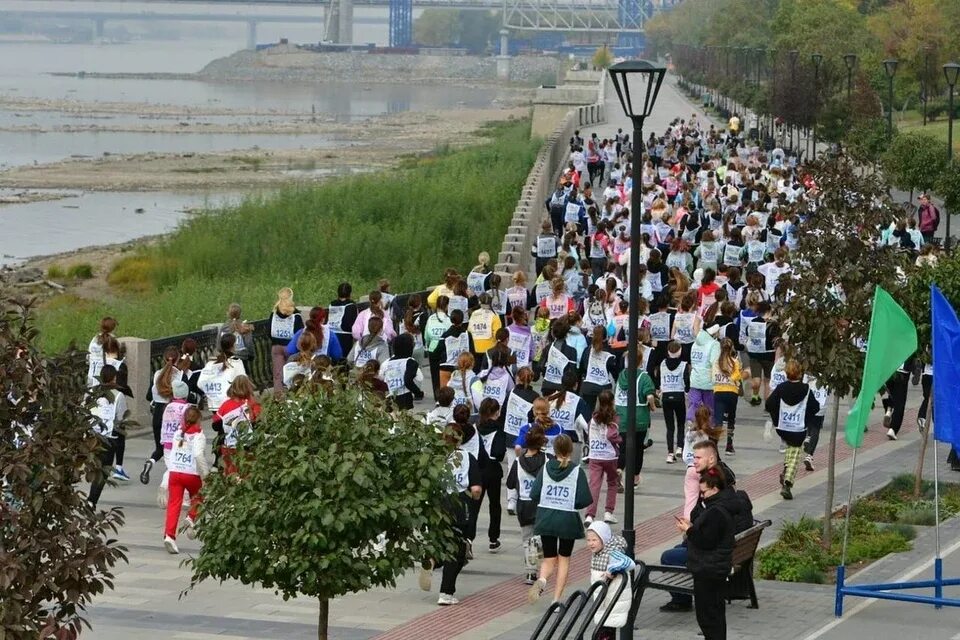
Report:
897,111,960,156
34,119,540,351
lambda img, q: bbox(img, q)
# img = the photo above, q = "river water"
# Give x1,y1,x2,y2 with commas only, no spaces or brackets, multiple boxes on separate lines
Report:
0,5,507,264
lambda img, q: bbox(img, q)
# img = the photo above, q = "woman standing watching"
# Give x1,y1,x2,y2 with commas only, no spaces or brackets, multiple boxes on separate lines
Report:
527,434,593,604
675,468,734,640
269,288,303,394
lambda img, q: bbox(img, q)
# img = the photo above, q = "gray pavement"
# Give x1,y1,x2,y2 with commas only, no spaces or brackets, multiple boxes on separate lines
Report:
83,78,960,640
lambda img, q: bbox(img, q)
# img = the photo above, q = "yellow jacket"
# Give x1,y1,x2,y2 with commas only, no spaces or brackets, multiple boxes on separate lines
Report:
711,358,742,394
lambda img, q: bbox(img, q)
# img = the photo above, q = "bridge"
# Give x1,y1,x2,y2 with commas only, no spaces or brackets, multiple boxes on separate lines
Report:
18,0,671,49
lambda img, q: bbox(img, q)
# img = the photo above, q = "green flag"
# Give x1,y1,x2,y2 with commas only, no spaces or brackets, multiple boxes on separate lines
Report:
845,286,917,448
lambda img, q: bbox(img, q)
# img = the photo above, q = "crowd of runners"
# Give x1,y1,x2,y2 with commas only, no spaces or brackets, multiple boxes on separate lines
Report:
80,110,951,640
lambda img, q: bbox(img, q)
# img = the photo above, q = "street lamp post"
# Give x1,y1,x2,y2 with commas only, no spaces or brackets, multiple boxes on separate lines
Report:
811,53,823,161
756,47,766,142
788,49,799,151
943,62,959,250
884,59,898,140
920,80,928,127
607,62,665,609
843,52,857,102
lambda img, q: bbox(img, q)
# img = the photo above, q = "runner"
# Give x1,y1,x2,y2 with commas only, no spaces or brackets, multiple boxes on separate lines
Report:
163,406,209,555
382,333,424,411
142,345,180,484
578,325,618,413
347,317,390,371
765,361,820,500
86,316,117,387
660,341,690,463
475,398,506,553
505,423,548,584
424,295,452,398
584,390,622,526
712,338,744,455
329,282,359,357
87,365,128,508
197,335,247,414
269,287,302,393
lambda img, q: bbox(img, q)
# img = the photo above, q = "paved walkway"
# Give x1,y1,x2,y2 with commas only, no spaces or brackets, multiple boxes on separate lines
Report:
84,79,960,640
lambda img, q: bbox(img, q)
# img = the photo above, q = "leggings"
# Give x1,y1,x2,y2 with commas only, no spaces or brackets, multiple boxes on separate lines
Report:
713,391,739,435
804,416,824,456
88,437,117,508
469,468,503,543
149,402,167,462
882,371,909,434
918,374,932,421
114,432,125,466
617,429,647,475
662,393,686,452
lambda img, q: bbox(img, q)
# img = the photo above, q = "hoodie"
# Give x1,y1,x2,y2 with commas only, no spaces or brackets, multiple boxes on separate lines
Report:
506,450,547,527
689,330,720,391
531,459,593,539
347,334,390,369
765,380,820,446
384,335,424,410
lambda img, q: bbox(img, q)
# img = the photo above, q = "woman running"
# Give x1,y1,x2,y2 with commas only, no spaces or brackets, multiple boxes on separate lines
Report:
162,406,209,554
584,389,622,525
141,345,179,484
197,334,247,414
712,338,744,455
213,375,261,476
579,325,618,413
382,333,424,411
269,288,303,393
505,423,548,584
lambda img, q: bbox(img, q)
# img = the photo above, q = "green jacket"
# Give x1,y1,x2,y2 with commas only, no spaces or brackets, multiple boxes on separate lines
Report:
615,369,655,432
531,460,593,540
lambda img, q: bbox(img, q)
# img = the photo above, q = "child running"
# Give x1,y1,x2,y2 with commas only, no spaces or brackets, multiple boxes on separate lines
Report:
506,424,548,584
163,406,209,554
584,389,622,526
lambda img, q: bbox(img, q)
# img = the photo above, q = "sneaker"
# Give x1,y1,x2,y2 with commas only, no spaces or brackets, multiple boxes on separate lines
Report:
163,535,179,555
112,466,130,481
659,601,693,612
763,420,773,442
643,438,654,450
780,483,793,500
778,442,787,454
666,453,676,464
887,428,898,441
803,455,814,472
883,407,893,428
418,560,433,591
675,447,683,457
182,517,197,540
465,539,473,561
489,540,502,554
507,498,517,516
749,395,762,406
524,572,537,585
437,593,460,606
918,417,927,434
584,514,594,525
725,439,735,455
139,459,153,485
527,578,546,604
603,511,618,524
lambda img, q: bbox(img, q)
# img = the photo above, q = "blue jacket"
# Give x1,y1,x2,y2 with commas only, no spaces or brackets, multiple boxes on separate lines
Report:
284,327,343,361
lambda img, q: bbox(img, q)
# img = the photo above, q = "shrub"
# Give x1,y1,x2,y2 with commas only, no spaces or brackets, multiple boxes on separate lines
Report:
66,263,94,279
896,501,938,526
882,523,918,541
47,265,65,279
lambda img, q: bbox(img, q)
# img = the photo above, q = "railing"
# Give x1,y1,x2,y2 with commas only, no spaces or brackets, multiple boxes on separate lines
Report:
147,289,432,391
495,71,606,276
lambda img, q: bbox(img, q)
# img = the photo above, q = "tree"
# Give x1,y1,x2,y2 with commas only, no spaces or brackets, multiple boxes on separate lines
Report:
457,10,500,54
413,9,461,47
592,45,612,70
0,293,128,639
881,131,949,202
186,380,459,640
777,156,910,548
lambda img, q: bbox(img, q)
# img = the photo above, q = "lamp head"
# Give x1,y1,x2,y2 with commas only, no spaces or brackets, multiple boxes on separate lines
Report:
811,53,823,68
843,53,857,71
945,62,960,89
608,60,667,128
883,59,899,78
788,49,799,67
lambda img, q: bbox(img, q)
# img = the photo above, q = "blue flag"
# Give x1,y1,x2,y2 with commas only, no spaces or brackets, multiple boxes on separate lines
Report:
932,285,960,450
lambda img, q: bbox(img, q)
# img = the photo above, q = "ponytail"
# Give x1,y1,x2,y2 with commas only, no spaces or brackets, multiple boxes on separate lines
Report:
156,345,179,399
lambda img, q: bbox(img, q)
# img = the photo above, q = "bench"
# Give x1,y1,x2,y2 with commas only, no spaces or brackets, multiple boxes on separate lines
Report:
634,519,772,610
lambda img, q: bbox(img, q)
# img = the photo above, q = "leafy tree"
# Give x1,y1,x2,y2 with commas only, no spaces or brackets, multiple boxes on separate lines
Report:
592,45,612,70
0,294,128,639
777,157,909,548
457,10,500,54
187,381,459,640
413,9,461,47
882,131,949,201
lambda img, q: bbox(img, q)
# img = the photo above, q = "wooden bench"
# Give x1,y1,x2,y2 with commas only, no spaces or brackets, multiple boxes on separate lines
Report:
634,519,772,610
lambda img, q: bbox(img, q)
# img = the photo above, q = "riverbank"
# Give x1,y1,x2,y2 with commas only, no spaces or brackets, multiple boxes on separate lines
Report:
29,118,540,351
0,106,529,192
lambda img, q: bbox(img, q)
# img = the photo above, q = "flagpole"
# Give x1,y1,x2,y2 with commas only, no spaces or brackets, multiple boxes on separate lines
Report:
840,446,859,567
932,403,943,608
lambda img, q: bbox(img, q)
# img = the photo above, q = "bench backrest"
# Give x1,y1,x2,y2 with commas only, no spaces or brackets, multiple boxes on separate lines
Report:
730,519,772,569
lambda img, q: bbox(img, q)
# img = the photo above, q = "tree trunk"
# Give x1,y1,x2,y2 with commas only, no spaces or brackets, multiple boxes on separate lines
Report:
822,395,842,549
318,597,329,640
913,390,935,498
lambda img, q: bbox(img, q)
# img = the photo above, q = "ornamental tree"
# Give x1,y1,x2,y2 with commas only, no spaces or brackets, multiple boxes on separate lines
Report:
776,156,909,548
881,131,949,202
0,293,128,639
186,380,458,640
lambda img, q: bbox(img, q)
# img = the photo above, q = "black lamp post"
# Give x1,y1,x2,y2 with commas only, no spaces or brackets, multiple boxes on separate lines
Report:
788,49,799,150
919,79,928,127
843,52,857,102
607,60,666,591
944,62,959,250
811,53,823,160
884,59,898,140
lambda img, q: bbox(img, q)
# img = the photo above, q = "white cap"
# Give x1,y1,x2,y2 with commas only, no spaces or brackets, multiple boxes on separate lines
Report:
706,324,721,338
172,379,189,399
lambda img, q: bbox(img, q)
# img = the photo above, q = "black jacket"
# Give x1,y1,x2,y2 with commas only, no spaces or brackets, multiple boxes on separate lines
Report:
766,380,820,446
506,451,547,527
476,418,506,473
686,491,735,579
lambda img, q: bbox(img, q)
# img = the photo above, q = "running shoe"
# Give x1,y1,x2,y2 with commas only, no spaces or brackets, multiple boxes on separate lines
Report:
163,536,179,555
749,395,762,407
887,428,898,441
674,447,683,458
803,455,815,472
507,498,517,516
181,517,197,540
666,453,676,464
644,438,654,450
917,417,926,434
465,539,473,561
584,514,594,525
437,593,460,606
883,407,893,428
489,540,502,554
725,439,735,455
524,572,537,585
603,511,618,524
528,578,546,604
139,459,153,485
112,466,130,481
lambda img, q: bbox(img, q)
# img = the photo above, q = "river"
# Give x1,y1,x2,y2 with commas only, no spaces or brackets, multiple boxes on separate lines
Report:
0,4,510,265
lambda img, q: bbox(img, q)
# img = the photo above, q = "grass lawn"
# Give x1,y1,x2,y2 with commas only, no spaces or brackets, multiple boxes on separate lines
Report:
897,110,960,156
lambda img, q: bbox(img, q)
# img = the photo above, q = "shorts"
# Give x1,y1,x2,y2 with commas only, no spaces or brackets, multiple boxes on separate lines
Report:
749,357,773,379
540,535,575,558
